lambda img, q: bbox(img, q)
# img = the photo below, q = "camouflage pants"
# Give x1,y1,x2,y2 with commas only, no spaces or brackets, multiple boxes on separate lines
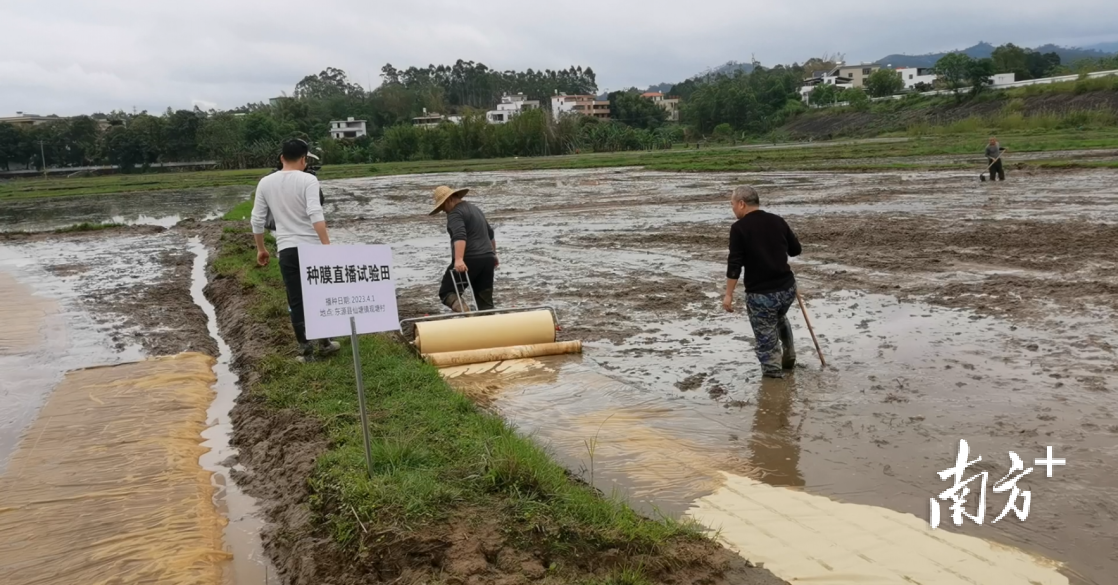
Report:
745,285,797,377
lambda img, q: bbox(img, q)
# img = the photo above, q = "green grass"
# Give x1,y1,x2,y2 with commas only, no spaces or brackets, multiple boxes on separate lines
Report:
213,228,703,579
7,129,1118,202
907,107,1118,137
222,199,253,221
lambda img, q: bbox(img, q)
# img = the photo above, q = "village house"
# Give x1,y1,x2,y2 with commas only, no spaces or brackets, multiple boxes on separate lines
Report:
486,94,540,124
640,92,681,122
550,93,610,121
329,117,367,139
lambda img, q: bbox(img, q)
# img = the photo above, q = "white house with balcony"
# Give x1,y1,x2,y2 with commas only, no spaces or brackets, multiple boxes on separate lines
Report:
329,117,367,140
486,94,540,124
550,93,610,121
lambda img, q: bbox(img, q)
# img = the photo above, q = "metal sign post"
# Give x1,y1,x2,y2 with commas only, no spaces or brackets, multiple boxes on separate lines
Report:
350,317,375,478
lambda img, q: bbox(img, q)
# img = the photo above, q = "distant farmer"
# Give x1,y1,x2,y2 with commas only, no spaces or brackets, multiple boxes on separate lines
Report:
985,137,1007,181
251,138,340,362
722,186,802,379
430,185,498,312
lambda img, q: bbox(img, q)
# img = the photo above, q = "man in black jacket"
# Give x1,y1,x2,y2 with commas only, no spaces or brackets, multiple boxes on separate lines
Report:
722,186,802,378
430,185,498,312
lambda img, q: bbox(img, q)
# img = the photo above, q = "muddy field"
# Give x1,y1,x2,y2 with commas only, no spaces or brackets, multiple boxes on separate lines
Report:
1,164,1116,584
323,167,1118,585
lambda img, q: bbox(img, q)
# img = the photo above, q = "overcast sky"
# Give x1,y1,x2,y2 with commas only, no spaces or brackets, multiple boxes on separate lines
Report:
3,0,1116,117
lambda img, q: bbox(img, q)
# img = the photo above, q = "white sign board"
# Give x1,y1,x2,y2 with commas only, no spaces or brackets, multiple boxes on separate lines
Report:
298,244,400,340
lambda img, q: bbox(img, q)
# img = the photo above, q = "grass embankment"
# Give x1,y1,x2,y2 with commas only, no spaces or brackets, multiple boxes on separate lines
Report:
212,227,752,584
790,83,1118,140
6,130,1118,202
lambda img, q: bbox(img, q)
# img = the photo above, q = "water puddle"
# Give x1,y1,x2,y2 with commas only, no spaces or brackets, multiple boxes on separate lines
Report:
0,186,250,232
189,238,273,584
0,354,228,585
0,246,143,472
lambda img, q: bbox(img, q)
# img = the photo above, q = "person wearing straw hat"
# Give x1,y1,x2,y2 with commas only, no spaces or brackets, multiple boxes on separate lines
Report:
430,185,498,312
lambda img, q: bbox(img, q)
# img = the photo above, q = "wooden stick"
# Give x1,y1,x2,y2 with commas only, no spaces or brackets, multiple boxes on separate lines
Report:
796,291,826,368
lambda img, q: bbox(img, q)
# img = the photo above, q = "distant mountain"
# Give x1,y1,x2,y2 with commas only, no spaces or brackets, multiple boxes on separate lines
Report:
875,41,1116,68
1034,44,1116,62
632,40,1118,99
875,42,995,68
620,62,756,100
1085,41,1118,53
695,61,755,79
643,82,675,95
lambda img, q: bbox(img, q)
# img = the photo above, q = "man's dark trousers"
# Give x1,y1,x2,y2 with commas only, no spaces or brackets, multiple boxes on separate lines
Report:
988,158,1005,181
279,248,308,344
439,255,496,311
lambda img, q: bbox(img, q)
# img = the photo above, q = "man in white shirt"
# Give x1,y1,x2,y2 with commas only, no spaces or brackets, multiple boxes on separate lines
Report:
250,139,340,362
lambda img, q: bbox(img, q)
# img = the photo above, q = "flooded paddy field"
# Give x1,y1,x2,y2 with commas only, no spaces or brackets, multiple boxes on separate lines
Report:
327,167,1118,585
0,164,1115,584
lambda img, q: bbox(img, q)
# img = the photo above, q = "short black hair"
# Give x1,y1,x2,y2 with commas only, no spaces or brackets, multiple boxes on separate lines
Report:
281,139,309,162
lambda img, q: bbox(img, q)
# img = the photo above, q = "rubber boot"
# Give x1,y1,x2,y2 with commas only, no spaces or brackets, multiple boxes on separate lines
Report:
778,316,796,370
442,293,468,313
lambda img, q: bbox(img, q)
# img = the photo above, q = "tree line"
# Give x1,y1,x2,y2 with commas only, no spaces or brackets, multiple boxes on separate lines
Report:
7,47,1114,172
0,59,808,171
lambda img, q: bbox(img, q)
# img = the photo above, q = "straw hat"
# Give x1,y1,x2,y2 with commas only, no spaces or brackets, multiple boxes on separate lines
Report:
429,185,469,215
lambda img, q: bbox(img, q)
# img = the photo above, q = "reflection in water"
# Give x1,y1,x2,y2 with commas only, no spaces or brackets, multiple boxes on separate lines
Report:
748,378,804,487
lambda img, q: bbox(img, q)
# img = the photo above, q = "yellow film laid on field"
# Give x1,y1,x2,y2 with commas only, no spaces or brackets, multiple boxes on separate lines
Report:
0,353,229,585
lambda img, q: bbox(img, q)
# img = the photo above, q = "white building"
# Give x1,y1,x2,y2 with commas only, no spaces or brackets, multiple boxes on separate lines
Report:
799,71,854,103
550,93,610,121
486,94,540,124
411,109,462,129
329,117,367,140
991,73,1016,86
895,67,938,89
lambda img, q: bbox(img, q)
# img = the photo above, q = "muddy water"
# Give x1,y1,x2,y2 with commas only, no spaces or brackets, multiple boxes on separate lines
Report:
189,238,274,584
0,186,249,232
0,245,143,471
323,167,1118,585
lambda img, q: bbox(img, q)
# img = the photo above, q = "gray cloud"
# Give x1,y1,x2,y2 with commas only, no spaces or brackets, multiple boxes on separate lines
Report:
2,0,1115,116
